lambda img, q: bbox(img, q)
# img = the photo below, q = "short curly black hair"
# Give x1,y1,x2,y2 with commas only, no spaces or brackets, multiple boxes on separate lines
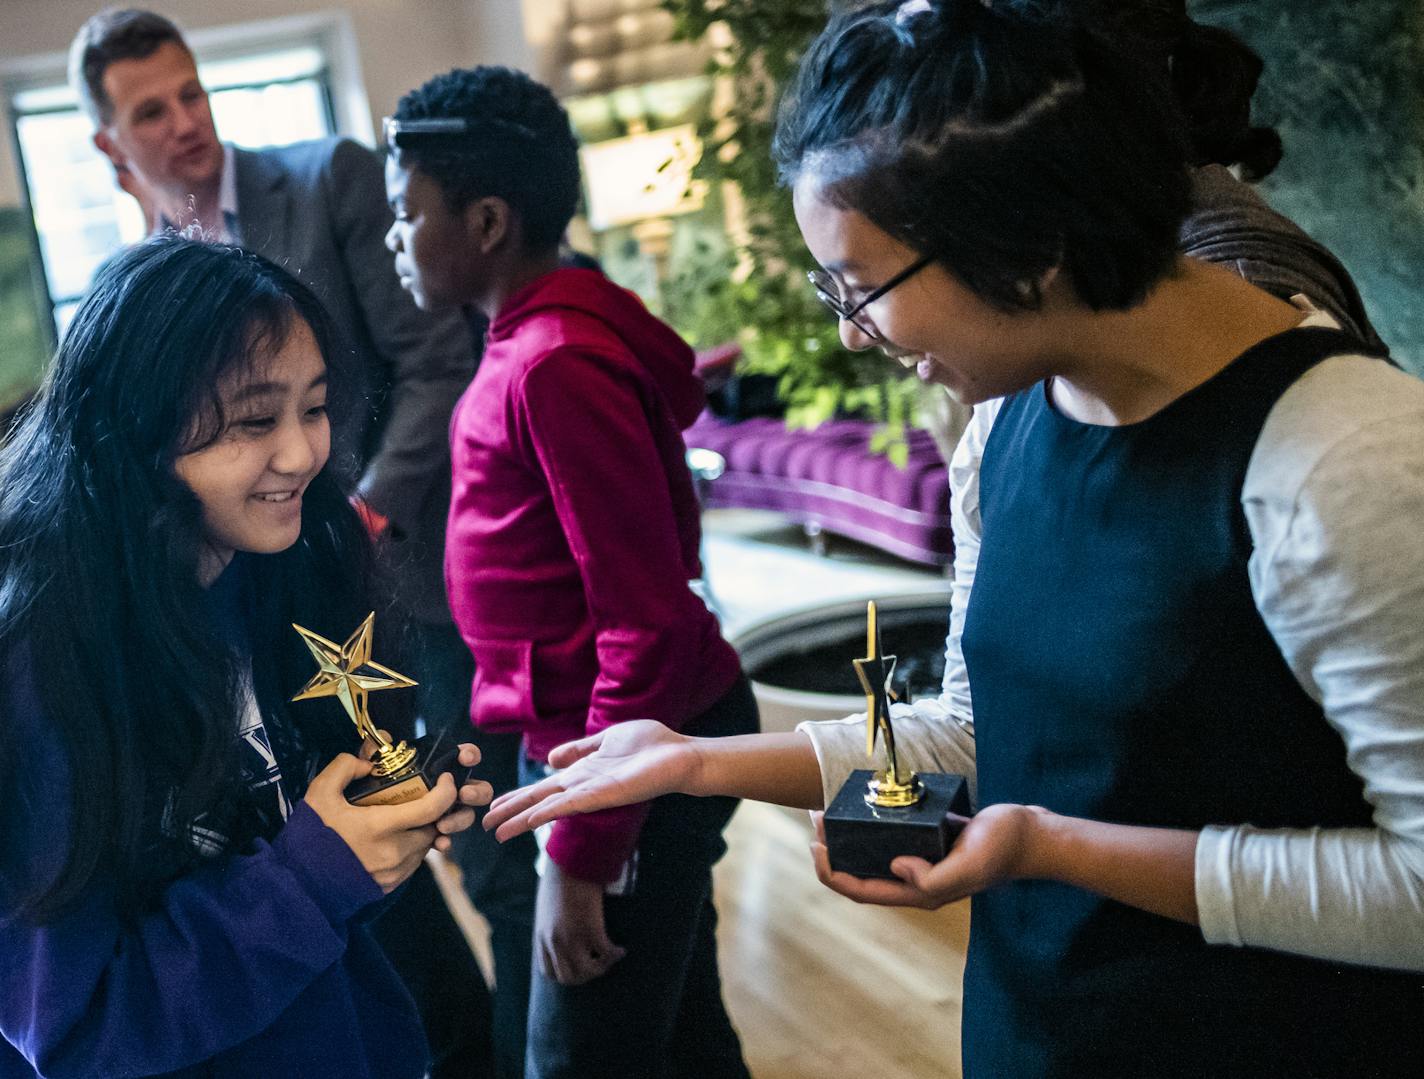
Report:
392,67,581,253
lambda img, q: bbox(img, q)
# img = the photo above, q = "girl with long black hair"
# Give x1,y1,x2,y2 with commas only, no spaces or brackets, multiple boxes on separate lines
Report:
0,235,486,1078
485,2,1424,1075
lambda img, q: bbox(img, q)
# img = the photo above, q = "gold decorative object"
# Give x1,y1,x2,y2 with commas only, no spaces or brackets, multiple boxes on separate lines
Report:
823,599,972,878
852,600,924,809
291,613,473,808
292,612,418,778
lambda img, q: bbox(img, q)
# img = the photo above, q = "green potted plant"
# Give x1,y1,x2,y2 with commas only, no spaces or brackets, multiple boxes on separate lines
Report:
659,0,949,465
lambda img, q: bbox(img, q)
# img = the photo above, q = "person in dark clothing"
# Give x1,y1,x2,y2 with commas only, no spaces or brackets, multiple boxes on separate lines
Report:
485,2,1424,1077
0,236,490,1079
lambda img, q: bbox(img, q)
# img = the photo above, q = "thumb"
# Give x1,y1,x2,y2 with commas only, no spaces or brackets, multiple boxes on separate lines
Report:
547,731,607,769
358,730,396,762
311,752,373,796
383,771,459,829
591,921,625,961
809,810,827,844
889,856,934,888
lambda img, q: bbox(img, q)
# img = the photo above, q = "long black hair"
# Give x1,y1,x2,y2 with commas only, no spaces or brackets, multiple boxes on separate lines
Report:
775,0,1194,313
0,236,390,921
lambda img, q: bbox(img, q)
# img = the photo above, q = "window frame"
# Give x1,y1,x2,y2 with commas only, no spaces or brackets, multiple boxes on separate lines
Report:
1,11,370,345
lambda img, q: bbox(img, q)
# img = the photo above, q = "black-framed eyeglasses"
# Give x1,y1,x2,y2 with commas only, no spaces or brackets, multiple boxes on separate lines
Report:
807,253,934,343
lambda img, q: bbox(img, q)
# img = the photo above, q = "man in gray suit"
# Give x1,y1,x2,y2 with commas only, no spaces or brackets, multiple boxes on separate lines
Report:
69,8,472,632
69,10,490,1077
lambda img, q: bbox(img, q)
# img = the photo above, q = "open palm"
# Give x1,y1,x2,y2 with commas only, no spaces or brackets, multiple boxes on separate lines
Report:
484,720,696,841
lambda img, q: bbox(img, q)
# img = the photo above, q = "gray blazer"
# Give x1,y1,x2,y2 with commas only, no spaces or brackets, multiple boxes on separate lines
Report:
233,138,475,622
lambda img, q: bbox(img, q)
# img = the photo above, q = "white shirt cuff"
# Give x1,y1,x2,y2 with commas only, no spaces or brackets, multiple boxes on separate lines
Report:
1195,824,1244,947
796,713,872,809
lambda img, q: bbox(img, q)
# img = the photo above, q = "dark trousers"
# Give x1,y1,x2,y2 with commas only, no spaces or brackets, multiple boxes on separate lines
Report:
374,862,495,1079
375,618,501,1079
419,622,538,1079
453,728,539,1079
522,676,758,1079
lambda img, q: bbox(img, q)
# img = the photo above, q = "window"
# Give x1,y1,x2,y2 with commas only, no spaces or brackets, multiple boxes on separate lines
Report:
8,45,335,338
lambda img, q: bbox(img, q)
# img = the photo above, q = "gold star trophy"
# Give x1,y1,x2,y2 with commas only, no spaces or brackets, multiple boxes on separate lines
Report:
292,613,470,806
822,601,971,878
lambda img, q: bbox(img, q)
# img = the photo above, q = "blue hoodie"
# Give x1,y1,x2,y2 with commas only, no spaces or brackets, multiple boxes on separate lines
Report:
0,560,426,1079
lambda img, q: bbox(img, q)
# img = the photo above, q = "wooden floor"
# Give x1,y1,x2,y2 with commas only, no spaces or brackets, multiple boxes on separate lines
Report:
432,800,969,1078
712,803,968,1079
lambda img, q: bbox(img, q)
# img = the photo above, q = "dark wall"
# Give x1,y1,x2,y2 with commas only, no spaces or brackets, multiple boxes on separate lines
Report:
1195,1,1424,372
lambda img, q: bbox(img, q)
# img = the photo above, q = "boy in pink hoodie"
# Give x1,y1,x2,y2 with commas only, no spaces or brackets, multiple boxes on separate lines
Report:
383,68,756,1079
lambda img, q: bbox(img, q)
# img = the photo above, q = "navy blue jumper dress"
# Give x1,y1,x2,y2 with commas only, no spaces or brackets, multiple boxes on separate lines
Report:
959,328,1424,1079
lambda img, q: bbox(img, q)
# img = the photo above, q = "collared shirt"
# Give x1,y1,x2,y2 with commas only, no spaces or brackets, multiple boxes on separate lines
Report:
155,143,240,243
216,143,240,243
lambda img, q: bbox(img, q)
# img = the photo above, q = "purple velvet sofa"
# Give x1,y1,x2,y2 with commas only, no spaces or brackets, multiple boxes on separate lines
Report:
683,413,953,567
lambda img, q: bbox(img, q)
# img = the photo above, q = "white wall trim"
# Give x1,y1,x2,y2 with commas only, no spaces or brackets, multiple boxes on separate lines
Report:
1,9,372,143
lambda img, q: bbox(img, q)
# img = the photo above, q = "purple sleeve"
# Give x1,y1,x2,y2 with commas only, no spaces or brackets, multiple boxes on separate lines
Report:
516,352,706,882
0,734,383,1078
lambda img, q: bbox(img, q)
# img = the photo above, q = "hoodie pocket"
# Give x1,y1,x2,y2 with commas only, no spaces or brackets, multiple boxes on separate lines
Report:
470,637,535,729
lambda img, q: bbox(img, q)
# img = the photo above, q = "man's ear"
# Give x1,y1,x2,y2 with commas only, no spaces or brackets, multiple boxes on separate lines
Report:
464,196,513,255
93,128,126,170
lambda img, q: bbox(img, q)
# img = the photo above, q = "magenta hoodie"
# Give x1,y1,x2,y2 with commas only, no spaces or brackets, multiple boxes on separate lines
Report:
445,267,743,882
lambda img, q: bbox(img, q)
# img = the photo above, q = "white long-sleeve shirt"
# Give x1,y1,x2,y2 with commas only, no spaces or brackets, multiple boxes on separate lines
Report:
802,308,1424,971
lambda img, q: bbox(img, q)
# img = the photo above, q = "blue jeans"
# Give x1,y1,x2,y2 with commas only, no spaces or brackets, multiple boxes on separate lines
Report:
522,676,758,1079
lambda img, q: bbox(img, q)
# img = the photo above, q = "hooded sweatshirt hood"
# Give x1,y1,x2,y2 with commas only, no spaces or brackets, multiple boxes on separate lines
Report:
488,266,706,428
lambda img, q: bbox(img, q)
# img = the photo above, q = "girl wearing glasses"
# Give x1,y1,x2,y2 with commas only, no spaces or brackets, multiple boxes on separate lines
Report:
485,1,1424,1076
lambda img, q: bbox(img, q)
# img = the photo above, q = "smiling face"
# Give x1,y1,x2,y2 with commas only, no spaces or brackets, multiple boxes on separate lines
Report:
792,175,1059,405
173,318,330,584
384,156,485,311
93,41,224,202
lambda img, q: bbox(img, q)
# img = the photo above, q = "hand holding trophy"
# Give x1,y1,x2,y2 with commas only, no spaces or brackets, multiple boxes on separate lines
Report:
822,601,972,878
292,613,473,806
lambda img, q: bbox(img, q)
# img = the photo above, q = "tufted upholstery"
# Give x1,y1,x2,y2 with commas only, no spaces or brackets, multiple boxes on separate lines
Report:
684,414,953,567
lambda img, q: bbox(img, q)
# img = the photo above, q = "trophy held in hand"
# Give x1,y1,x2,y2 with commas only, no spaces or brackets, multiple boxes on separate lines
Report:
292,613,472,806
823,601,972,878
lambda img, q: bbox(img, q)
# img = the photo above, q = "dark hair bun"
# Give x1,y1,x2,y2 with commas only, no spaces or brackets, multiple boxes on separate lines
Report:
774,0,1192,313
1172,21,1282,179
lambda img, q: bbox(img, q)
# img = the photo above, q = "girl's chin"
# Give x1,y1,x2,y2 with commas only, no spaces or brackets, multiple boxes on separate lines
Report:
231,523,305,557
917,359,985,405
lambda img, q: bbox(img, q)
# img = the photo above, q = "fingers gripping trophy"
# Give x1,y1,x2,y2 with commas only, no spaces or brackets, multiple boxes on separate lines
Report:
823,601,972,878
292,613,472,806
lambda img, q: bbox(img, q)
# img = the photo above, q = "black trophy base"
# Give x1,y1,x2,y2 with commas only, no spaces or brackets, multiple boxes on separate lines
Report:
346,725,473,807
823,769,972,879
